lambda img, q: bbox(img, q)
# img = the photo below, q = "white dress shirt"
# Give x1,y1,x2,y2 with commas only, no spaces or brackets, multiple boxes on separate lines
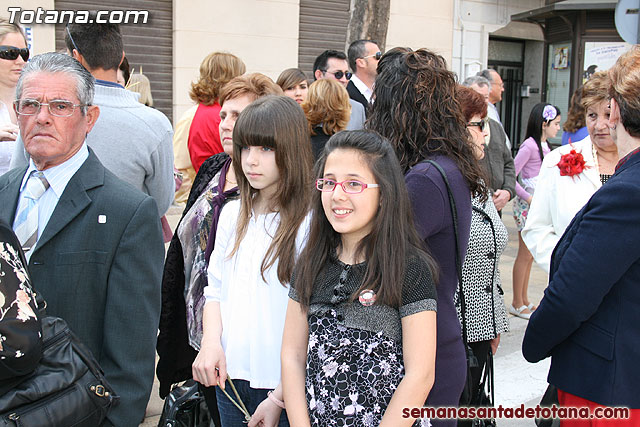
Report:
350,74,373,103
204,199,310,389
15,144,89,249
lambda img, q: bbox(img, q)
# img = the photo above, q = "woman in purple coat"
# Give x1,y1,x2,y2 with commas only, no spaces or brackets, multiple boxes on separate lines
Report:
368,48,488,426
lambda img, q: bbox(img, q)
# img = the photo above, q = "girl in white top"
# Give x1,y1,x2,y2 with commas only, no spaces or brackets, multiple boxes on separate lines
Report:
192,95,313,427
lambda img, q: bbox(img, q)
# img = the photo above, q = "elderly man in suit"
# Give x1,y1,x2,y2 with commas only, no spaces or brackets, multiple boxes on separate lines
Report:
463,75,515,214
0,52,164,426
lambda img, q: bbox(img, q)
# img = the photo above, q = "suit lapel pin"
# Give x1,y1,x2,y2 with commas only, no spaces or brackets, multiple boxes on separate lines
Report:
98,215,107,224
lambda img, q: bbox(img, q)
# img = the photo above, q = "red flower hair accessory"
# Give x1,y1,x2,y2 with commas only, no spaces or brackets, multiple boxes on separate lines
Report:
557,146,588,178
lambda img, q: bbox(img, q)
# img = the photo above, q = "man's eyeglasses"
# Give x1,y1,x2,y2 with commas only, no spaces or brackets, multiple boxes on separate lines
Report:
467,120,486,131
14,99,87,117
0,45,30,62
321,70,352,80
362,51,382,61
316,179,379,194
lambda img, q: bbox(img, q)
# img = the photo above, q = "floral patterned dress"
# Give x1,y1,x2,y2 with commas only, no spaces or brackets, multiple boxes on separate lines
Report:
290,251,436,427
0,221,41,380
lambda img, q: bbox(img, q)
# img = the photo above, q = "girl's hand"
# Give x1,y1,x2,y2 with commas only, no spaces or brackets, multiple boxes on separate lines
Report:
0,123,19,141
192,342,227,388
248,397,283,427
526,195,533,205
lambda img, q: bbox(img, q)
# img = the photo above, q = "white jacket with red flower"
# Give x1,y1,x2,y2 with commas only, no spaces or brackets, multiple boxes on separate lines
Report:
522,137,601,272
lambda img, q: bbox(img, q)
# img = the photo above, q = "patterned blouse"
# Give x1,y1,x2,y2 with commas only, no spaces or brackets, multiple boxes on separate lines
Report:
456,193,510,342
0,221,41,380
177,157,238,350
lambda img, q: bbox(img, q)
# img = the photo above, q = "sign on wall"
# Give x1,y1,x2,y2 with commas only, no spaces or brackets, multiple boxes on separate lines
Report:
583,42,632,82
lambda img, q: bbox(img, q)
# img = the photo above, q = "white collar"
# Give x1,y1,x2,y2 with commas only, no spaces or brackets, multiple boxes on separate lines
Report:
350,74,373,102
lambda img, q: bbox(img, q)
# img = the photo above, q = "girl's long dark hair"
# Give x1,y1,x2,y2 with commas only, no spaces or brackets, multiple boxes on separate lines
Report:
524,103,560,161
367,47,487,199
294,130,438,308
231,95,314,284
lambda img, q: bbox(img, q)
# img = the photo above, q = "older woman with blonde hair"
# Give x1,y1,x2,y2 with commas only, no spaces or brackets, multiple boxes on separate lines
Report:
523,71,618,273
174,52,245,202
302,78,350,159
0,18,28,173
523,46,640,424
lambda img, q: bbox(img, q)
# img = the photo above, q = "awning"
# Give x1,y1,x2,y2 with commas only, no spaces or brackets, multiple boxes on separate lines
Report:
490,21,545,41
511,0,617,23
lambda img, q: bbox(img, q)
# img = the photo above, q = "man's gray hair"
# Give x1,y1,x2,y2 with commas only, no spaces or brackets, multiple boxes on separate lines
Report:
463,75,491,91
477,69,498,84
16,52,95,114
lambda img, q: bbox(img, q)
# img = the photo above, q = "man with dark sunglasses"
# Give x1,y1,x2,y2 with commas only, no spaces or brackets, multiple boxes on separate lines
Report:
347,39,381,114
312,49,365,130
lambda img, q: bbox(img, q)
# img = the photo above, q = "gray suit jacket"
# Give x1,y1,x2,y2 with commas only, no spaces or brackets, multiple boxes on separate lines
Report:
480,118,516,200
346,99,366,130
0,150,164,427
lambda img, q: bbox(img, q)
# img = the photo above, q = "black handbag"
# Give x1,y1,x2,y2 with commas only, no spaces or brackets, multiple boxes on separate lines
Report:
0,313,119,426
0,239,118,426
470,350,496,427
535,384,560,427
423,160,478,406
158,380,211,427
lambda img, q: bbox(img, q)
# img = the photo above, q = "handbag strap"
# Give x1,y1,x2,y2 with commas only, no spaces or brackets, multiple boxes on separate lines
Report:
423,160,471,347
477,349,495,406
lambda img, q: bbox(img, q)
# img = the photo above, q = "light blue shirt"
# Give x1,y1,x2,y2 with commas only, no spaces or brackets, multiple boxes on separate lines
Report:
16,144,89,245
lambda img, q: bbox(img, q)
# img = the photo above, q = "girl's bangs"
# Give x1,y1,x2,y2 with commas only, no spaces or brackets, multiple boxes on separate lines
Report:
234,128,277,149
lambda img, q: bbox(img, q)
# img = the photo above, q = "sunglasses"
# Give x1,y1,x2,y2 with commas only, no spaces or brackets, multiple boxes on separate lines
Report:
322,70,352,80
0,45,29,62
467,120,486,131
363,51,382,61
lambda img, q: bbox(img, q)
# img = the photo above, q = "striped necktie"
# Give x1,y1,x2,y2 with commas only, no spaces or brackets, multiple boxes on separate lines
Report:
13,171,50,254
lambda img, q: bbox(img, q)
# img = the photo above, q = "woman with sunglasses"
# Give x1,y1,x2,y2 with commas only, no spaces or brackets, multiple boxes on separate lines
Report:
455,86,510,422
0,18,29,174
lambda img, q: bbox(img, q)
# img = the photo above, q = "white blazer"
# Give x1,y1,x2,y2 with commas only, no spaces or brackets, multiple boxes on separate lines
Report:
522,137,601,272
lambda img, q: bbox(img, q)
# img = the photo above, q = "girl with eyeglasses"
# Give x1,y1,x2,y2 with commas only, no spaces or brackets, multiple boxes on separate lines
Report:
0,18,29,174
510,103,561,320
281,130,437,427
191,95,313,427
